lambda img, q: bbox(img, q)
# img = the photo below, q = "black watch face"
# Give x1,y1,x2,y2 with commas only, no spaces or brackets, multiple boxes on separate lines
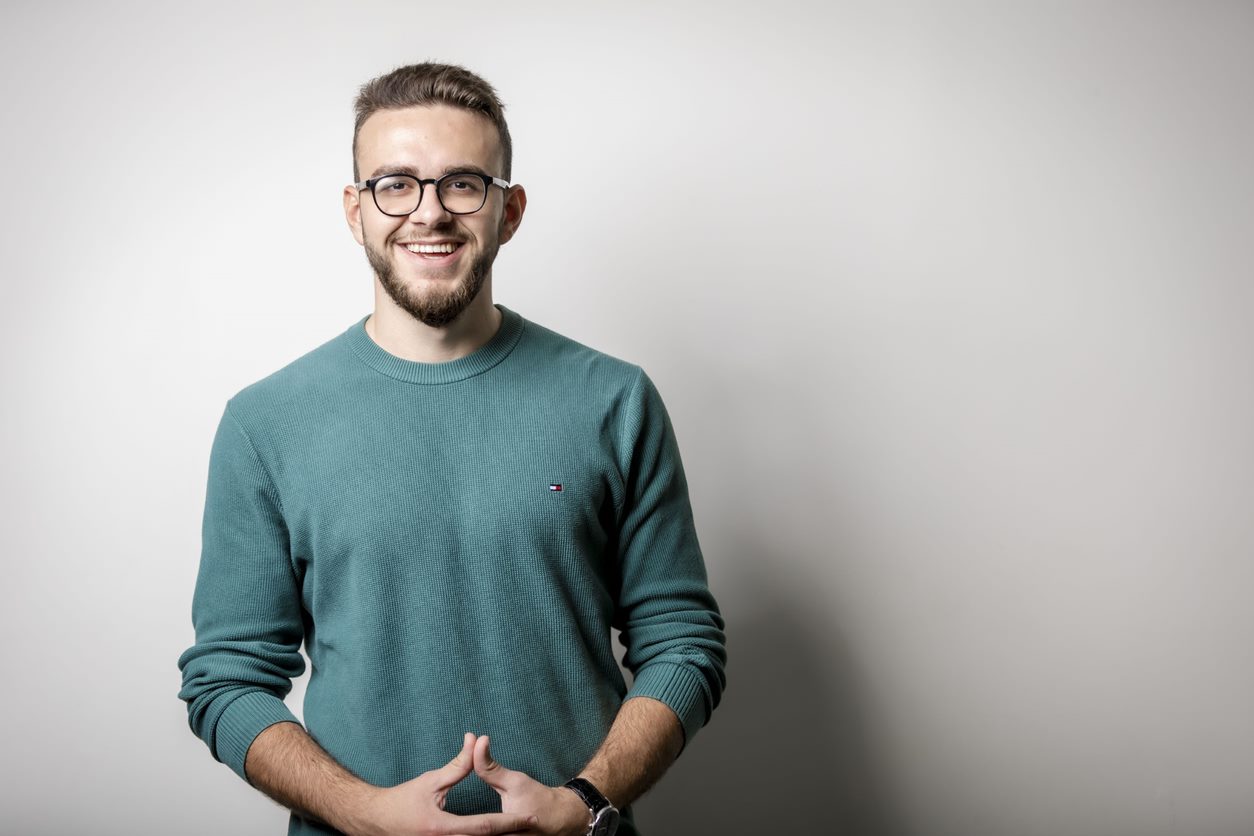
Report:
592,808,620,836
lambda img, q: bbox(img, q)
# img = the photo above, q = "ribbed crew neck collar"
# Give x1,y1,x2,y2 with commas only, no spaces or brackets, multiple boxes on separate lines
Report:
345,305,525,385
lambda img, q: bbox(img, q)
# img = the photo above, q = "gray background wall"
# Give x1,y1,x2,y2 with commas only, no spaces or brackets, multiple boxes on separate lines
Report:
2,1,1251,834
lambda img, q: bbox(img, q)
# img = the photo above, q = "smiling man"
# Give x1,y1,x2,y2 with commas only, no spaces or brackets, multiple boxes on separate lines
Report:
178,63,726,836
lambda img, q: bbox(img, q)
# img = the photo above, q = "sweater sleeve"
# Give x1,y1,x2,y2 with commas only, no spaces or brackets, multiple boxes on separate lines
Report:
613,370,727,745
177,405,306,781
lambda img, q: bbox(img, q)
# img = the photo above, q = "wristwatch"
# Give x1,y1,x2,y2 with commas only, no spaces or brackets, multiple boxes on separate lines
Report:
562,777,620,836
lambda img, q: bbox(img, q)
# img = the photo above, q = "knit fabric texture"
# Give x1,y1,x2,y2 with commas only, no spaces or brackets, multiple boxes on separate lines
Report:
178,306,726,835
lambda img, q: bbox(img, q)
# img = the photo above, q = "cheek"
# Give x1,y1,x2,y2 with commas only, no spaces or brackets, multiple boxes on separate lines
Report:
363,216,402,246
496,217,515,245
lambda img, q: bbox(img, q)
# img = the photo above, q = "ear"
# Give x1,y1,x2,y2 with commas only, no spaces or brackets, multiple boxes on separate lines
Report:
498,184,527,246
344,183,365,246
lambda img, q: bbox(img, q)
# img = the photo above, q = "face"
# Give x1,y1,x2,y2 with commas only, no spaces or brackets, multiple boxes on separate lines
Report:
344,105,525,328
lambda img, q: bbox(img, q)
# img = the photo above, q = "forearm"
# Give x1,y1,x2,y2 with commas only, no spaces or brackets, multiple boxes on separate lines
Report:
577,696,684,809
244,721,377,834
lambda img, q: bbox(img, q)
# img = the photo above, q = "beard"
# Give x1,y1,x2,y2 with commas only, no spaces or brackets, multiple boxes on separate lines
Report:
366,238,496,328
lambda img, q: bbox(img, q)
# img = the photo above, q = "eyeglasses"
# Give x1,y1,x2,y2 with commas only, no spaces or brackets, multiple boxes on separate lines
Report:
354,171,511,216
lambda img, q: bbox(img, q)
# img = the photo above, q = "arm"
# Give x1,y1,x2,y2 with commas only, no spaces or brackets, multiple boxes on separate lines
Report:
177,407,306,779
245,722,369,830
611,370,726,745
575,695,683,809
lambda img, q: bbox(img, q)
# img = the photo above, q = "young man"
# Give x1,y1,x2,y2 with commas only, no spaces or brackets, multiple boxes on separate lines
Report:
179,63,726,836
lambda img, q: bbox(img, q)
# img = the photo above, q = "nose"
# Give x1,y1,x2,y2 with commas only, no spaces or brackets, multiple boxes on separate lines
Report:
407,183,452,225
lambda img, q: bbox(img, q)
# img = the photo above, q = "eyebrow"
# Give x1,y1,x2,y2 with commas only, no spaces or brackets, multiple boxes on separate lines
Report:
367,163,495,180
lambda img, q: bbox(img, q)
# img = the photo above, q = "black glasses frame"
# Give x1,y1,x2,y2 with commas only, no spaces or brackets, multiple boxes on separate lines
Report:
354,171,511,217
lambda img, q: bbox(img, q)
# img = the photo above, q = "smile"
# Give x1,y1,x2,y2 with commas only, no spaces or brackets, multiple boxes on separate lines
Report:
403,242,459,254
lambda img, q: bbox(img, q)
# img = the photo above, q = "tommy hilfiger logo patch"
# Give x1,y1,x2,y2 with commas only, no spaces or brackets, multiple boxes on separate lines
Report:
548,484,563,492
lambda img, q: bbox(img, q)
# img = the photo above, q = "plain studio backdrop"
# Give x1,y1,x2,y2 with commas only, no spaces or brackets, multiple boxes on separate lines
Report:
2,2,1252,834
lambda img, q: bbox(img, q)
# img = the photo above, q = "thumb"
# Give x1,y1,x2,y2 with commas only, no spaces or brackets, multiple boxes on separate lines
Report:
429,732,476,788
473,735,510,786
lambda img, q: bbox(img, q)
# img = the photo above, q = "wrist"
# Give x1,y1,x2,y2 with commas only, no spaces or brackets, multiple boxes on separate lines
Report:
336,783,384,836
557,784,594,835
574,771,615,808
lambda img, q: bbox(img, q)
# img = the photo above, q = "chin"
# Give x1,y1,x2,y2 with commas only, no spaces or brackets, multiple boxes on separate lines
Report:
367,239,493,328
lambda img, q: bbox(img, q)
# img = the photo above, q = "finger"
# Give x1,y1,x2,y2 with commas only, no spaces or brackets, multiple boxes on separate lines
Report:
473,734,508,784
434,810,537,835
430,732,477,787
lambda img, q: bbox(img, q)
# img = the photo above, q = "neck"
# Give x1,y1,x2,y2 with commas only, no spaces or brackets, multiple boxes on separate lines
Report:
366,283,502,363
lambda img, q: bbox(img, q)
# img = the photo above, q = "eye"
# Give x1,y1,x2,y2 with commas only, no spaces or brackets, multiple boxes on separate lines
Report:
444,175,485,193
376,176,416,193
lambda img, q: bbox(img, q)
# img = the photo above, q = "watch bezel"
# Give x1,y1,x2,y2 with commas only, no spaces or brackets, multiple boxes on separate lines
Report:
590,804,621,836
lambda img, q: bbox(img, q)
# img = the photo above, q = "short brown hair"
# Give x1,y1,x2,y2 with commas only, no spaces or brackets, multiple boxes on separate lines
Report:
352,62,513,182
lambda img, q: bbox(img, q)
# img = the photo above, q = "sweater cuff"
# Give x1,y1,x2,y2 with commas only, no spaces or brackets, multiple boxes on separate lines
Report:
625,661,711,745
214,690,301,781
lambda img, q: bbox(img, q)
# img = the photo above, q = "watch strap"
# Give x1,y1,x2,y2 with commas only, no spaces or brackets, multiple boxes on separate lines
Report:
563,777,611,814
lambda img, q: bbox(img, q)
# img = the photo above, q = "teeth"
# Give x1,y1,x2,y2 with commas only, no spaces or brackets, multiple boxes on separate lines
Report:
404,243,457,254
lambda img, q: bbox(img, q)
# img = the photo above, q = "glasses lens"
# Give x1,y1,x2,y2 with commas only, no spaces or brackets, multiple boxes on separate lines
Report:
372,175,421,216
438,173,488,214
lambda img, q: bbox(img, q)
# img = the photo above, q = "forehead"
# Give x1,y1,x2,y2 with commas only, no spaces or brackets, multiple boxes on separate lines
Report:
355,104,504,178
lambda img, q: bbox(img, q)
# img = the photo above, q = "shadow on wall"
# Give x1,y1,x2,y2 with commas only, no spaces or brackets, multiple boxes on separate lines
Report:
633,569,899,835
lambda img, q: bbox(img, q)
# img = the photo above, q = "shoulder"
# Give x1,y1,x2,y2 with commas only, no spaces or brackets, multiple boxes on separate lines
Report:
223,319,363,430
511,311,647,395
509,313,678,458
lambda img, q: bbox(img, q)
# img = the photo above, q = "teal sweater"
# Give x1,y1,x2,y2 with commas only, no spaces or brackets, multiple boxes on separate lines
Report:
178,307,726,834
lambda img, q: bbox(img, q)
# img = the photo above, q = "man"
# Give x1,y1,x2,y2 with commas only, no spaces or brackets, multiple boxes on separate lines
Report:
178,62,726,836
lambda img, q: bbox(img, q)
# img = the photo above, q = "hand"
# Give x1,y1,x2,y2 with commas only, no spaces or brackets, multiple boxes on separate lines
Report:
351,733,538,836
473,736,592,836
